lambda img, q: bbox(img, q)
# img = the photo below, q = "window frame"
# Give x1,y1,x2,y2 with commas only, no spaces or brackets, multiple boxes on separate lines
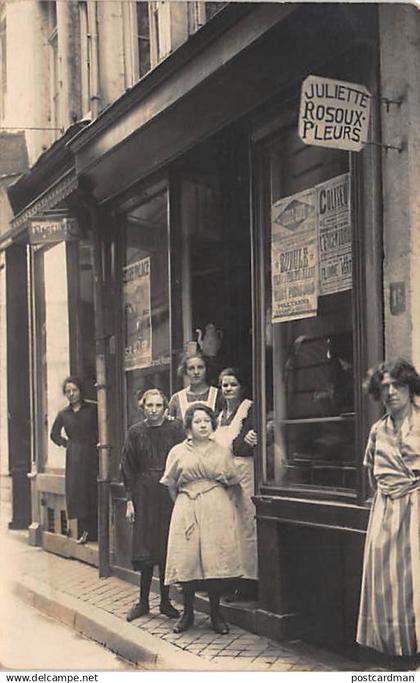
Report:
250,65,383,505
46,2,60,136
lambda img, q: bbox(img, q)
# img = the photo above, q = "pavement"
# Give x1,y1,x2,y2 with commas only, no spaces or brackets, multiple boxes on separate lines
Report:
1,520,366,673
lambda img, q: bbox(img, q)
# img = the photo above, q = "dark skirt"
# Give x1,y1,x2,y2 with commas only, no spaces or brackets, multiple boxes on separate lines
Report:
131,471,173,570
65,441,98,519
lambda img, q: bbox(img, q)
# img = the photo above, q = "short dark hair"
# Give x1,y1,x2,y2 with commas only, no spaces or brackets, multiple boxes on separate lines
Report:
364,358,420,400
177,351,208,379
184,402,217,432
218,367,245,387
62,376,84,397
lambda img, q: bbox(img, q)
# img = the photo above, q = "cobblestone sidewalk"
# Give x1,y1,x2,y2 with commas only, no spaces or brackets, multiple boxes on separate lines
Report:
4,527,359,671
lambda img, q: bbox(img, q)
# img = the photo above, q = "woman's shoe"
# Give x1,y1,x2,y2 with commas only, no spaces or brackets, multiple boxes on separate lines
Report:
126,601,150,622
159,601,180,619
76,530,88,545
211,614,230,635
173,610,194,633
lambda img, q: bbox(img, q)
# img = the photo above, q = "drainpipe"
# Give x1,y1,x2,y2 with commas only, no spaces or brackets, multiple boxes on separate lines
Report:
85,197,110,578
87,1,100,119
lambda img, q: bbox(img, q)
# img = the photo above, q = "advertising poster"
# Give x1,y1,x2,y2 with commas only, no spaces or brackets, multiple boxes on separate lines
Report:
123,256,152,371
317,173,352,295
271,188,318,323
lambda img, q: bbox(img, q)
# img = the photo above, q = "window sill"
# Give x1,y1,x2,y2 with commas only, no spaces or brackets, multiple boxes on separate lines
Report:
254,490,371,533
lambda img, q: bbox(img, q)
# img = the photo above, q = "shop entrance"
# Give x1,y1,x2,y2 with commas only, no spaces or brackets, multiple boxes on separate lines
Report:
174,130,252,389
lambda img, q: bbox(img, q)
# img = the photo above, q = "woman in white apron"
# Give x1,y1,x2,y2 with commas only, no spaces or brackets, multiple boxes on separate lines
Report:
214,368,258,601
168,351,220,423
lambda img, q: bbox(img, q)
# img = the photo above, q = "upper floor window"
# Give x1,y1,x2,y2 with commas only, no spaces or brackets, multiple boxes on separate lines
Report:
79,0,97,118
136,2,151,78
46,1,59,135
122,1,151,86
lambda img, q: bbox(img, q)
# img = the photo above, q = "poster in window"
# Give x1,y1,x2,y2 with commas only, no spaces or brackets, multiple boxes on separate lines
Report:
317,173,352,296
271,188,318,323
123,256,152,371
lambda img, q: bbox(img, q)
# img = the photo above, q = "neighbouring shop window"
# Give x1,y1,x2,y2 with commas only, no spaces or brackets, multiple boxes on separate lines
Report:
38,242,71,469
260,123,355,491
123,190,171,427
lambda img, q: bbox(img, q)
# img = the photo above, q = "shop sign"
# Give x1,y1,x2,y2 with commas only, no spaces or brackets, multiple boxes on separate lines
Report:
123,256,152,371
299,75,371,152
271,188,318,323
29,216,80,244
317,173,352,295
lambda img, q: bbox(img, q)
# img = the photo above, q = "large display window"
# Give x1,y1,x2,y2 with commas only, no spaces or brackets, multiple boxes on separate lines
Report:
252,73,383,498
31,235,96,471
122,188,171,428
262,129,354,490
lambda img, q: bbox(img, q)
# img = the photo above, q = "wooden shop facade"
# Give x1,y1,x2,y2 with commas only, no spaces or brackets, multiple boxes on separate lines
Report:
4,3,419,656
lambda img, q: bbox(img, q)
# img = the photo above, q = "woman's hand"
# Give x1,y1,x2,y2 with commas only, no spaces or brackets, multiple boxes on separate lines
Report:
126,500,135,524
244,429,258,447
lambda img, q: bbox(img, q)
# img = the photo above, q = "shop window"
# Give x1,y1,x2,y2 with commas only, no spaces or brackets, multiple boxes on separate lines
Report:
123,189,171,428
257,114,355,491
38,242,71,470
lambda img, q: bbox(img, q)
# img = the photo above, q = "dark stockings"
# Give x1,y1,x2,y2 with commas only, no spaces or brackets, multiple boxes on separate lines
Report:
207,579,229,633
173,582,195,633
139,565,171,606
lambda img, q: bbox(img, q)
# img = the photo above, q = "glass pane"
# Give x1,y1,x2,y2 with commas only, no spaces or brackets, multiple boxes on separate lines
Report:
44,242,70,468
78,239,96,397
136,1,151,77
123,190,170,427
263,129,355,491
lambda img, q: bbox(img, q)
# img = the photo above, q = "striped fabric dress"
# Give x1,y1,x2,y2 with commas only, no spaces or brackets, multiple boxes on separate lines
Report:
356,405,420,655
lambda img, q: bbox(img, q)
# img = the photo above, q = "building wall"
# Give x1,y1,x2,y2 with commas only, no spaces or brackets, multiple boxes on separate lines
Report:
380,4,420,368
4,0,50,165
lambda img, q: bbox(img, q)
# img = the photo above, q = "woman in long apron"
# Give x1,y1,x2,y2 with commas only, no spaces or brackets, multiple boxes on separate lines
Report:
214,368,258,601
356,358,420,668
161,403,243,635
168,351,220,423
50,376,98,544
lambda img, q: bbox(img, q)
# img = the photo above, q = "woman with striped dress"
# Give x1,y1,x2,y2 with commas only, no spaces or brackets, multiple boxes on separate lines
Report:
356,358,420,666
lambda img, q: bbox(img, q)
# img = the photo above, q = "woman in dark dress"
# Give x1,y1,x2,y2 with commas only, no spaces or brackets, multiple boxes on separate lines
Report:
50,376,98,544
121,388,185,622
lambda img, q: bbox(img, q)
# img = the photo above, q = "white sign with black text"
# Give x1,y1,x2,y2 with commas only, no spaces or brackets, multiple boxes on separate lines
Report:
299,75,371,152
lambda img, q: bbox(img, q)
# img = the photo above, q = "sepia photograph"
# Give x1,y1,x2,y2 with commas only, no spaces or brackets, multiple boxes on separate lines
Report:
0,0,419,677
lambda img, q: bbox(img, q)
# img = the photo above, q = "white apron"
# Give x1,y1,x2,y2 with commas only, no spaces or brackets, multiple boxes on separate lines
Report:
215,399,258,580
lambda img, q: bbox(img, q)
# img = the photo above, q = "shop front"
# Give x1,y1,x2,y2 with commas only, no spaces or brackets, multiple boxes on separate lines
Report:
67,3,383,652
9,2,390,655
